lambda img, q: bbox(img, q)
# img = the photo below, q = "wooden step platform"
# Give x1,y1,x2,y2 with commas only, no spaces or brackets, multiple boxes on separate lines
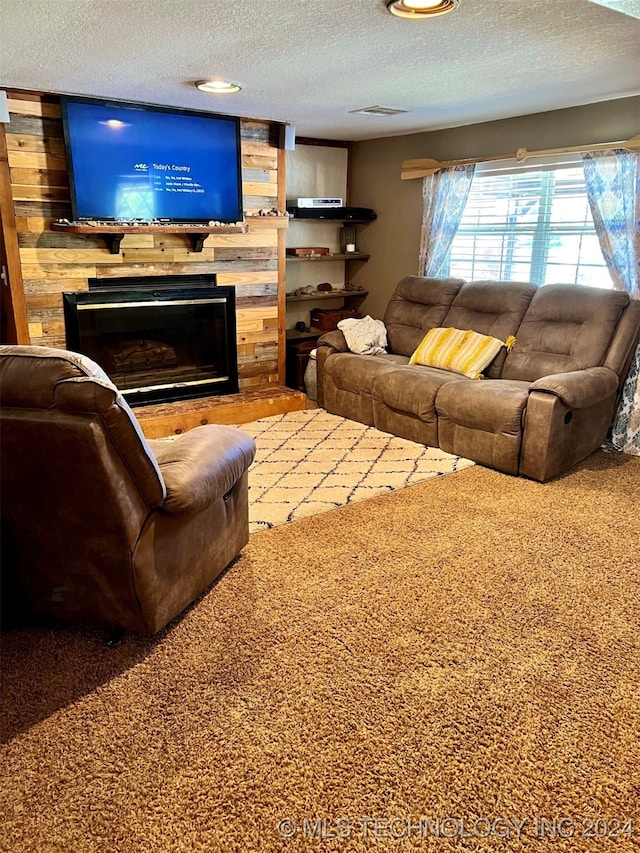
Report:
135,385,307,438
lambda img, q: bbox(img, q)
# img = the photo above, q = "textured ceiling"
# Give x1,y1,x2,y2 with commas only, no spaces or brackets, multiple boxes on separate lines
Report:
1,0,639,141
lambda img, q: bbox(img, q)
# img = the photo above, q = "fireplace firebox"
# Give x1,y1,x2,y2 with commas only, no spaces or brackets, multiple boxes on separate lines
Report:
63,275,238,406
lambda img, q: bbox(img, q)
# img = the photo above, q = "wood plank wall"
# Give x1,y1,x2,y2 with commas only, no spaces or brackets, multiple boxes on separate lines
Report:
2,90,287,390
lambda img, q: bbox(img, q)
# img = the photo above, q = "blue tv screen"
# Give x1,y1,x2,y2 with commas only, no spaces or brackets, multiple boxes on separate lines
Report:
60,97,243,224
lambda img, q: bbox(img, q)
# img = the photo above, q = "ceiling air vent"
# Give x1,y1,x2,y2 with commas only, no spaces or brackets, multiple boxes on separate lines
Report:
349,105,408,116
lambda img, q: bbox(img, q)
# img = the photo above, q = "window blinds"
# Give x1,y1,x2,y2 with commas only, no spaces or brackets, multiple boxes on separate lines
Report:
443,161,611,288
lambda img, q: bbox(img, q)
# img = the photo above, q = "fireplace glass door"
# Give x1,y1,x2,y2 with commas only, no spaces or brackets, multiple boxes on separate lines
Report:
63,284,238,405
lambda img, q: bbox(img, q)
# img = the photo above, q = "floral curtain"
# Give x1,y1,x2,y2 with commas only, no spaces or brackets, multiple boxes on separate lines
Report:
418,164,475,277
582,149,640,455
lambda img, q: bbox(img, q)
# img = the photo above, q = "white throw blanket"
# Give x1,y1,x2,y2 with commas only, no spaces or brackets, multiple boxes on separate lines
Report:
337,315,388,355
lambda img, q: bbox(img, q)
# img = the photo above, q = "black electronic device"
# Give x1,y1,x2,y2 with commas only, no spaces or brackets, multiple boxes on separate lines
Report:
286,206,376,222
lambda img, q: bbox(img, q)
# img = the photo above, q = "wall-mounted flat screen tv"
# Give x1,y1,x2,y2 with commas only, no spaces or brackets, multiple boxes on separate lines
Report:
60,96,243,224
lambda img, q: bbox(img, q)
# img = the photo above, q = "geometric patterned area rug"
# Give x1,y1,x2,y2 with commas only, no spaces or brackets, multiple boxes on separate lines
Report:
233,408,474,532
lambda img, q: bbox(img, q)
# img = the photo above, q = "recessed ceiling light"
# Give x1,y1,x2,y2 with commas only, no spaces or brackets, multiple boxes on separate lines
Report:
386,0,459,18
195,79,242,94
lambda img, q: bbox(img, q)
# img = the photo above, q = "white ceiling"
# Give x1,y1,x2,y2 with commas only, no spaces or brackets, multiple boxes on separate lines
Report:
1,0,639,141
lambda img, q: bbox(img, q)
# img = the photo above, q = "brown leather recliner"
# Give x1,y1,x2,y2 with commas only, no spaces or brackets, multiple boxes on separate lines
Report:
0,345,256,634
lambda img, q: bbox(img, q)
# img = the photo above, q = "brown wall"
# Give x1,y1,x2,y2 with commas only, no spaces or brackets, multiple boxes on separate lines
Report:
1,90,288,390
349,96,640,320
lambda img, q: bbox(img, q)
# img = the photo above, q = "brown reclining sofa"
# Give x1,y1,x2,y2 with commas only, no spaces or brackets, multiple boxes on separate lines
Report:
316,277,640,482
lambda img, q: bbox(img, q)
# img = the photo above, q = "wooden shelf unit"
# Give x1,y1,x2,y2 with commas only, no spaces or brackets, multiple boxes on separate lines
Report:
285,215,373,334
284,214,374,397
286,288,368,303
286,252,369,262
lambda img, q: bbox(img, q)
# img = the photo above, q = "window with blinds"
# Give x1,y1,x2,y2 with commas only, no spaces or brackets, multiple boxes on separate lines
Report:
442,159,612,288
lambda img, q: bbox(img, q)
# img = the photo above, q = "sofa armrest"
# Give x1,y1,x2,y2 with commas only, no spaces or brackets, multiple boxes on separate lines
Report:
316,331,348,408
529,366,618,409
317,330,349,353
150,425,256,515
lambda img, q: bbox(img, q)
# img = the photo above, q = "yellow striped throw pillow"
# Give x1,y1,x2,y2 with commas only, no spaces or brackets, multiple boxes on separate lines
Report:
409,327,515,380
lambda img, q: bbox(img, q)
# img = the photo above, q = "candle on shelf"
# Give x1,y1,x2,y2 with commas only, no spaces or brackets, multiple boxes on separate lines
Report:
345,243,356,253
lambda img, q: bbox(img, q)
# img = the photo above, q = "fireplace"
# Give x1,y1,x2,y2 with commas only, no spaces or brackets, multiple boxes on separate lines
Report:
63,275,238,406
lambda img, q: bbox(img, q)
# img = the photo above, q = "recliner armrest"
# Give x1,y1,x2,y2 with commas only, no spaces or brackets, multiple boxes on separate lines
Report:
529,366,618,409
317,330,349,353
150,425,256,515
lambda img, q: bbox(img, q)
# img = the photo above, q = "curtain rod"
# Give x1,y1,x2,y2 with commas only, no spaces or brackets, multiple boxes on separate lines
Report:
400,134,640,180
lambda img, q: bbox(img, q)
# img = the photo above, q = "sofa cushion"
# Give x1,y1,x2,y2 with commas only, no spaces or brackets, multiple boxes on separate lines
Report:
441,280,538,378
372,364,463,424
324,352,409,395
501,284,631,382
436,378,531,435
409,327,514,380
383,275,464,357
436,379,531,476
323,352,410,426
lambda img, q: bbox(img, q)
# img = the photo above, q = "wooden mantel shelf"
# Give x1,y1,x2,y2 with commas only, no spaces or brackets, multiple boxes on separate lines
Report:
51,221,250,254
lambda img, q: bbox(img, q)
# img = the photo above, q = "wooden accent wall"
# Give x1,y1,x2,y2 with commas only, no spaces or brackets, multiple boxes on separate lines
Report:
1,90,287,389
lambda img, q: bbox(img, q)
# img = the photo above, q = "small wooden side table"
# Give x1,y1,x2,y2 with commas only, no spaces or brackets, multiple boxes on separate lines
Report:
286,339,318,392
